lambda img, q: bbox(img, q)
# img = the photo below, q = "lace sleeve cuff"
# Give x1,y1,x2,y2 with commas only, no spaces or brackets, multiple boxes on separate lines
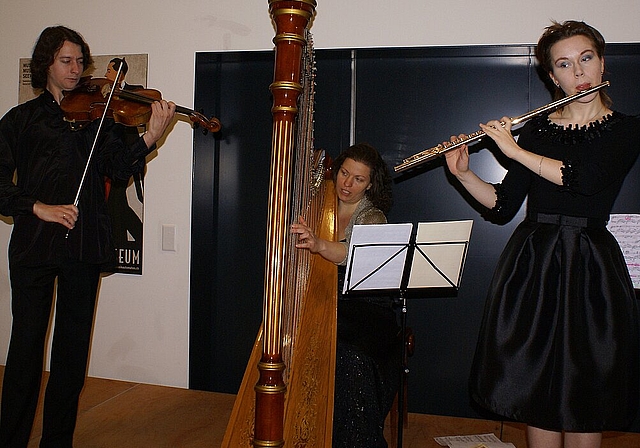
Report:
560,158,578,189
482,183,505,220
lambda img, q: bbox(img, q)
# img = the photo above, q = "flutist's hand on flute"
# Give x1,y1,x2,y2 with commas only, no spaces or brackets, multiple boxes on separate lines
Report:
479,117,518,158
481,116,563,185
444,133,498,209
444,115,521,210
445,113,564,209
444,116,518,179
443,134,469,178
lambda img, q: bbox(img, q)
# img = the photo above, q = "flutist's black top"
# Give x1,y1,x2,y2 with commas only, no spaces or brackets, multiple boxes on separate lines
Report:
488,111,640,223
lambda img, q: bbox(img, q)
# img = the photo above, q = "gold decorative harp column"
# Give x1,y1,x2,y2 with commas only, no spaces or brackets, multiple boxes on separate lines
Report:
222,1,338,447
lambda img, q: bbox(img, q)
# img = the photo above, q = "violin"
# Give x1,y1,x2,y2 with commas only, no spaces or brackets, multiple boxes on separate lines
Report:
60,77,221,133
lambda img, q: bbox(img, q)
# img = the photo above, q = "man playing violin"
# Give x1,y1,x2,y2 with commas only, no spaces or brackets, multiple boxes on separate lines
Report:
0,25,175,447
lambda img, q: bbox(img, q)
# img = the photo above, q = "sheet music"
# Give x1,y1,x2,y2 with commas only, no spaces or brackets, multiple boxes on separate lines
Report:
447,443,515,448
408,220,473,289
343,223,412,293
607,214,640,289
434,433,502,446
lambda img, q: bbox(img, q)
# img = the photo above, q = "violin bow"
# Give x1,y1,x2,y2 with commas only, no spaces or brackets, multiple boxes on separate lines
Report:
66,64,123,238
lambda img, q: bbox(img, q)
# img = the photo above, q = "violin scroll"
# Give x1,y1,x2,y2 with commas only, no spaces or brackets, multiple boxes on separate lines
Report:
177,107,221,134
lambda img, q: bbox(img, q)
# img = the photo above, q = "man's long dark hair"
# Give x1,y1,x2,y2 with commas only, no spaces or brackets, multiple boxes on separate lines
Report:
30,26,93,90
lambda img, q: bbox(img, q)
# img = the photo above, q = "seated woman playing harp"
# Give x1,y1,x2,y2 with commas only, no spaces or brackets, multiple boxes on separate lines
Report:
291,142,401,447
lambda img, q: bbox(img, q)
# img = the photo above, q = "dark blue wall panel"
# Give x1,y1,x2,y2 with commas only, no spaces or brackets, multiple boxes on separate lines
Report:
191,44,640,428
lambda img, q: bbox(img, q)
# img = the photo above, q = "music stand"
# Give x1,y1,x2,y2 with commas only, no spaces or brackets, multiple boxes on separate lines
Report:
343,223,413,294
343,220,473,448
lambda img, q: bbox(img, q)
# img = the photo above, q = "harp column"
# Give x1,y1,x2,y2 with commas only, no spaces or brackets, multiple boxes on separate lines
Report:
255,1,316,447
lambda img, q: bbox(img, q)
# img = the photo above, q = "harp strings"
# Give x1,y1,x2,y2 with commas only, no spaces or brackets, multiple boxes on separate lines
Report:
282,29,325,377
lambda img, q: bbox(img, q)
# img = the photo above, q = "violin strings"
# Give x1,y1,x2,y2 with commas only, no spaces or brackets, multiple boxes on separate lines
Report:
117,89,156,104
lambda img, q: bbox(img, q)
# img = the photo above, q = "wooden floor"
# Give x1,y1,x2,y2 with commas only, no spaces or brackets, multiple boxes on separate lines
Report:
2,366,640,447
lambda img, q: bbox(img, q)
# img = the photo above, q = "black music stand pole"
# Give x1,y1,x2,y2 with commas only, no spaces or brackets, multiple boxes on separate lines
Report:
396,288,408,448
395,231,417,448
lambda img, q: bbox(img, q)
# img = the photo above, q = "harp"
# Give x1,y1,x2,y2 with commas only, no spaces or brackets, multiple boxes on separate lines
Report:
221,1,338,446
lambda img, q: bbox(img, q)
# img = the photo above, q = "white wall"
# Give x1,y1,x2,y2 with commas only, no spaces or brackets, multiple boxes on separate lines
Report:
0,0,638,388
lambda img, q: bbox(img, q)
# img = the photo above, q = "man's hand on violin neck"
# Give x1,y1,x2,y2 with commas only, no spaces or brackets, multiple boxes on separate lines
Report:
143,100,177,148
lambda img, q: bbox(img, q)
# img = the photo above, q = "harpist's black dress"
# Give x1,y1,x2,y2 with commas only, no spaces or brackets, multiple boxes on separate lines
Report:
470,112,640,432
332,198,401,447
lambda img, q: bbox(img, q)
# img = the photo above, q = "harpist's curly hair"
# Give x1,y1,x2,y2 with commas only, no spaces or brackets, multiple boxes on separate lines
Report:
332,143,393,214
30,26,93,90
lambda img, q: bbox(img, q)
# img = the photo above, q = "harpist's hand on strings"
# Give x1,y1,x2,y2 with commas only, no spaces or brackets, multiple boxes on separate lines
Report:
291,216,321,253
33,200,78,230
291,215,347,264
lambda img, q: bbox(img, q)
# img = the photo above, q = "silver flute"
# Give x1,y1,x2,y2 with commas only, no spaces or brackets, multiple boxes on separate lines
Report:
394,81,610,173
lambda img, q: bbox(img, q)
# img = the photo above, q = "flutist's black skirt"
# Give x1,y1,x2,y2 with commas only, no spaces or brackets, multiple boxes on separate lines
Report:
469,218,639,432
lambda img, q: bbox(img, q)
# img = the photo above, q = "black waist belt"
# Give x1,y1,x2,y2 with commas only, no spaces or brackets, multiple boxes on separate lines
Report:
527,212,607,228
